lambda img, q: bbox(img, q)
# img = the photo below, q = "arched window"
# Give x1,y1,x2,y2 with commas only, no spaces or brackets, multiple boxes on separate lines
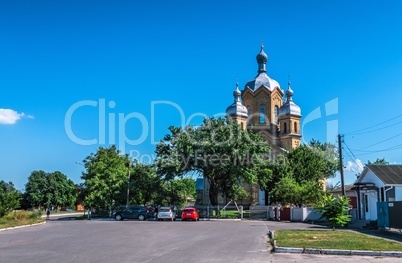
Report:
283,122,287,133
241,122,244,130
259,105,266,124
274,106,279,124
294,122,297,133
247,106,251,125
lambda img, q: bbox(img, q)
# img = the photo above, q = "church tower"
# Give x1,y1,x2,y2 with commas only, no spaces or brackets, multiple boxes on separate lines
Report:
277,82,302,150
226,82,248,130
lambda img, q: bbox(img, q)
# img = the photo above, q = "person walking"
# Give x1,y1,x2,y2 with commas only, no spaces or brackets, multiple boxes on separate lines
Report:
46,208,50,220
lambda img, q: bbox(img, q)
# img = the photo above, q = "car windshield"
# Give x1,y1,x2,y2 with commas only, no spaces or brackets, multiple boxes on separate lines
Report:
183,209,194,213
159,208,170,212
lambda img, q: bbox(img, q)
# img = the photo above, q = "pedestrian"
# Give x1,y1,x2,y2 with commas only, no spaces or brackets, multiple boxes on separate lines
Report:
46,208,50,220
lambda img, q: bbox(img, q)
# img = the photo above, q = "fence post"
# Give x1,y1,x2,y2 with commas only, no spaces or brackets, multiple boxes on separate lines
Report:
239,206,243,220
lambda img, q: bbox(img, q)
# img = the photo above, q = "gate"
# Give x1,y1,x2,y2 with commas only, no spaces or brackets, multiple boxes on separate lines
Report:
377,202,389,228
377,201,402,229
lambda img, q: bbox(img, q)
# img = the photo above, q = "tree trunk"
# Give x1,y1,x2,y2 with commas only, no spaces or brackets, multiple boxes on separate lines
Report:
209,183,219,206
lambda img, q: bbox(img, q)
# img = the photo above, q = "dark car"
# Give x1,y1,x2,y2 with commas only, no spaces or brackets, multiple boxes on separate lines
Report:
113,206,149,221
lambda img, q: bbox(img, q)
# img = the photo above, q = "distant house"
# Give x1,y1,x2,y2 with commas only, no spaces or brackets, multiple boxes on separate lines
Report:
352,164,402,220
331,184,357,207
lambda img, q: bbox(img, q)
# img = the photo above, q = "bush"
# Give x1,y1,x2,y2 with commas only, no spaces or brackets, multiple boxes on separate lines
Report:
4,210,42,220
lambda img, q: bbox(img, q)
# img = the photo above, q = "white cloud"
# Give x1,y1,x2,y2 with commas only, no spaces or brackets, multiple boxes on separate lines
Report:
344,159,364,174
0,108,34,125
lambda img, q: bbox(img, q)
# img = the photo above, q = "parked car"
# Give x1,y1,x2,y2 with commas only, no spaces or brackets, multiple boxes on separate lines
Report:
113,206,149,221
181,207,199,221
157,207,175,221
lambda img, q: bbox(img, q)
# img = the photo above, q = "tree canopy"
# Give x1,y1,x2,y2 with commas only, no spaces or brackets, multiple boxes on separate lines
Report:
259,140,338,206
0,181,21,217
155,117,270,206
81,145,130,214
24,170,76,209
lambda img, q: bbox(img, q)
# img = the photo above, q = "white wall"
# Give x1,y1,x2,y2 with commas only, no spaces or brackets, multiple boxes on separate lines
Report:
360,169,385,187
395,186,402,201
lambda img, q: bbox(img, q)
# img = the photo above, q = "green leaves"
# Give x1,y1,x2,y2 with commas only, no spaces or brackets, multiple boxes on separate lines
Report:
24,170,76,209
315,193,351,230
81,145,129,211
0,181,21,217
155,117,270,205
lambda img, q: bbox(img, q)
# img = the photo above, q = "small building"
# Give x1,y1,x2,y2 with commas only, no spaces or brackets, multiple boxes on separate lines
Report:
352,164,402,220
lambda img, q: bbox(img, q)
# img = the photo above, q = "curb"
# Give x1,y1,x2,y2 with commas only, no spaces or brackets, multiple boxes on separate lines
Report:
0,221,46,232
270,230,402,258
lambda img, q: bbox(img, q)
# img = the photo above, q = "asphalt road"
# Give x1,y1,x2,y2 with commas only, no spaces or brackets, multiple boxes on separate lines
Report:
0,219,400,263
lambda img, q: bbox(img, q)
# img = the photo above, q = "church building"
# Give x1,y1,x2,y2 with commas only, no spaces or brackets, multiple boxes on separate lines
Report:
199,45,302,207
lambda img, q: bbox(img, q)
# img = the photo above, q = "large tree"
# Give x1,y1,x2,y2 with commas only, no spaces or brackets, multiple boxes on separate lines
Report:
81,145,130,216
0,181,21,217
125,163,163,206
259,140,338,206
25,170,76,209
155,117,270,207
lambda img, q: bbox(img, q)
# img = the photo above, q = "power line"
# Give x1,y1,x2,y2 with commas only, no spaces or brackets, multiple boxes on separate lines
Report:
346,120,402,136
344,114,402,136
350,144,402,157
360,133,402,150
343,141,358,161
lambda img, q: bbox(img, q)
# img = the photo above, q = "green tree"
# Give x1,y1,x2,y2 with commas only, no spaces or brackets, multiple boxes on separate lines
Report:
366,158,389,165
126,163,163,206
25,170,47,209
155,118,270,208
81,145,130,216
167,178,196,207
25,170,76,209
315,193,351,230
259,140,338,206
0,181,21,217
287,142,338,183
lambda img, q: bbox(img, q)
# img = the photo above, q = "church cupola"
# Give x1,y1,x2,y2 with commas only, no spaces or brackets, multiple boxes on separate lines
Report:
244,45,280,92
278,82,301,117
256,45,268,73
277,81,302,150
226,82,248,129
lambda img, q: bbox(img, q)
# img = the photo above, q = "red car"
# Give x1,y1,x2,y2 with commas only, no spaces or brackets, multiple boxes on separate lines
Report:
181,207,199,221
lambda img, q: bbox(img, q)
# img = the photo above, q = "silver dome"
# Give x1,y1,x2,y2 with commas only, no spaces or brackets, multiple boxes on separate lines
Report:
244,45,281,92
226,84,248,117
278,84,301,116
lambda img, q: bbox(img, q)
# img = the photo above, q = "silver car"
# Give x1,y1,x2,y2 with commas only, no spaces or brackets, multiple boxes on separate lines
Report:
157,207,175,221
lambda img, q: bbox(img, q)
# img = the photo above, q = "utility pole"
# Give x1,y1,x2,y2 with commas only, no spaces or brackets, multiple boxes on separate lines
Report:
126,160,132,208
338,134,346,196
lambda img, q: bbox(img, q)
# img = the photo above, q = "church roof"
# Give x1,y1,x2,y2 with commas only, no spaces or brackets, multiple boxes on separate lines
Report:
244,45,281,92
278,83,301,117
226,82,248,117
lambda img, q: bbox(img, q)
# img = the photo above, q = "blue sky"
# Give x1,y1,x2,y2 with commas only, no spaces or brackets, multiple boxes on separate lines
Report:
1,0,402,191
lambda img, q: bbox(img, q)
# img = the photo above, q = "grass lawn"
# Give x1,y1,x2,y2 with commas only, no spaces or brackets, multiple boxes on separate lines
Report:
210,209,250,219
274,230,402,251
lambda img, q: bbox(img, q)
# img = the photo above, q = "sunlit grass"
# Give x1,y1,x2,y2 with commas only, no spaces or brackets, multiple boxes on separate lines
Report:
275,230,402,251
0,211,44,229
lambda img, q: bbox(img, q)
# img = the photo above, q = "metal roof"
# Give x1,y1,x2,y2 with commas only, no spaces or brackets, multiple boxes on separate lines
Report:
366,164,402,185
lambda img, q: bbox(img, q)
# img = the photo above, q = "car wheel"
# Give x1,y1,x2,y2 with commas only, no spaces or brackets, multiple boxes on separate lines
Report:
138,214,145,221
115,215,122,221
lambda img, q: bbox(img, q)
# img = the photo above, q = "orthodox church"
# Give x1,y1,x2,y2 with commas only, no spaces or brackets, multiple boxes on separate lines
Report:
197,45,302,206
226,45,302,154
